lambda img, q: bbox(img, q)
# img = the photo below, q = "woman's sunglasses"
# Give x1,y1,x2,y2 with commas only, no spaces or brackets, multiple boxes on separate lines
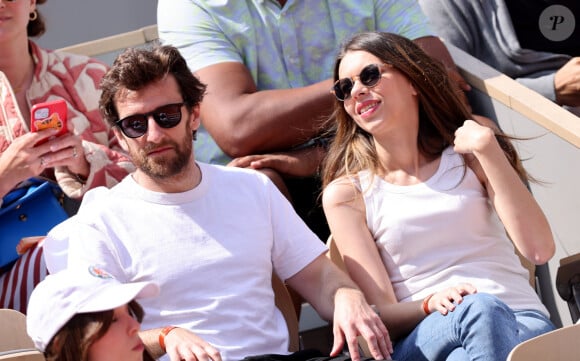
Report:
115,103,184,138
331,63,389,101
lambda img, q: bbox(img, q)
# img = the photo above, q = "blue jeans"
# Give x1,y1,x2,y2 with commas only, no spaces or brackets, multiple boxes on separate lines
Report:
392,293,555,361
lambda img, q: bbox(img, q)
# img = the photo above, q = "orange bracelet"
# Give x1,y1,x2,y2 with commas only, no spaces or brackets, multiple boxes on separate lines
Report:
422,294,434,315
159,326,178,351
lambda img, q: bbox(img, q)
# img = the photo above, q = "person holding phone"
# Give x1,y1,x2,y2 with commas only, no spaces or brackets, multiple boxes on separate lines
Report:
26,265,159,361
0,0,134,314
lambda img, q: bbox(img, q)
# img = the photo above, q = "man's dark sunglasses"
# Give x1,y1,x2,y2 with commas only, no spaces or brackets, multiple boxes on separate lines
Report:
115,103,184,138
331,63,389,101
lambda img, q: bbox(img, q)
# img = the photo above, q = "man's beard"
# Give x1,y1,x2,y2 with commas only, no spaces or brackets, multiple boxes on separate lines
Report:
130,130,193,179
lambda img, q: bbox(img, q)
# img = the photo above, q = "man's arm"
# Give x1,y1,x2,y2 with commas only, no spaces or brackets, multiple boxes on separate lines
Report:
195,62,334,158
197,36,470,159
286,255,392,361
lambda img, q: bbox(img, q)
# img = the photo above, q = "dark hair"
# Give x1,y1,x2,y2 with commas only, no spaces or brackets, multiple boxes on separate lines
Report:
44,300,154,361
321,32,527,187
99,45,207,127
28,0,46,37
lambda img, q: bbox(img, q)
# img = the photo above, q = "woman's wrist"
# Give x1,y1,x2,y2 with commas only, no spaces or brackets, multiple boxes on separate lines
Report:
422,293,434,315
159,326,178,351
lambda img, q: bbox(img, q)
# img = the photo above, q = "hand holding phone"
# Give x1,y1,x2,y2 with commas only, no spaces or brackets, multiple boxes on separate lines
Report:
30,99,68,144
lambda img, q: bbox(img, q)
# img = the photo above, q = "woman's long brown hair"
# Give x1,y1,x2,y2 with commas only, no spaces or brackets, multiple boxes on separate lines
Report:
321,32,528,188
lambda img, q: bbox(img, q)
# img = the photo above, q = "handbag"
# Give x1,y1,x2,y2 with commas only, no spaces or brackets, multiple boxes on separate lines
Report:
0,178,69,267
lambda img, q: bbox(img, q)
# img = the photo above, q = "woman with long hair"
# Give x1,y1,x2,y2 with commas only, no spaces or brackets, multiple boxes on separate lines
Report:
321,31,556,360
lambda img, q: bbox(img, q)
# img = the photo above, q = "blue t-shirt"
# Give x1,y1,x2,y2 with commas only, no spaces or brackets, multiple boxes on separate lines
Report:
158,0,433,164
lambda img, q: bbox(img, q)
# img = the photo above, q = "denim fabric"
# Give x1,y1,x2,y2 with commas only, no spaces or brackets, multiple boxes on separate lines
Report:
392,293,555,361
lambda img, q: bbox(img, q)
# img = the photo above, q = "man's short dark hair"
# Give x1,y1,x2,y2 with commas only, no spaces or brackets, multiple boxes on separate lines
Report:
99,45,207,127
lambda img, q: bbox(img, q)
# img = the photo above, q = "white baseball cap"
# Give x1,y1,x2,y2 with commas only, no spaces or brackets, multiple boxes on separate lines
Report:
26,265,159,352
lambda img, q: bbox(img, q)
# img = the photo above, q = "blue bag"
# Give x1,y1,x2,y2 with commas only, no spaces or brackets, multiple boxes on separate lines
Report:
0,178,69,267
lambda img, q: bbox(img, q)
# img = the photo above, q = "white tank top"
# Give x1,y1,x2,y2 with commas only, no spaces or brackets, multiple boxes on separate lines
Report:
358,147,548,315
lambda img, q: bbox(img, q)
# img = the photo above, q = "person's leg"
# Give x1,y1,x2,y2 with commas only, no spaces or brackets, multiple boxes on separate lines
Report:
392,309,467,361
392,293,520,361
445,348,468,361
515,309,555,343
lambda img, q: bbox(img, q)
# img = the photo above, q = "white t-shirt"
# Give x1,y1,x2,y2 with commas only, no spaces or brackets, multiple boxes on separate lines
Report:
44,162,326,360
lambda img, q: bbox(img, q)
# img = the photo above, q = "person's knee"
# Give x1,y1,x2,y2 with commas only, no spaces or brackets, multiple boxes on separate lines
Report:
459,293,512,319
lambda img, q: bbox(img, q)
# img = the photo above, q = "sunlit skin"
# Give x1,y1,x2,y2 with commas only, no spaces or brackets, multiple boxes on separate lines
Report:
339,51,419,144
0,0,34,43
338,50,440,185
87,305,144,361
113,74,202,193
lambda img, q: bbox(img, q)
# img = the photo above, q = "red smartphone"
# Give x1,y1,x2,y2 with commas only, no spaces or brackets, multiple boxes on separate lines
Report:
30,99,68,143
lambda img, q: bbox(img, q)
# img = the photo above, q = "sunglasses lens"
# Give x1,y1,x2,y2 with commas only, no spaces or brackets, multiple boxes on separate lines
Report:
333,79,353,101
333,64,383,101
120,116,147,138
116,103,183,138
360,64,381,87
153,104,182,128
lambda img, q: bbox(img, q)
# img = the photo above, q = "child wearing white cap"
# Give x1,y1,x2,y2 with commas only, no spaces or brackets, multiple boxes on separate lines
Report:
26,265,159,361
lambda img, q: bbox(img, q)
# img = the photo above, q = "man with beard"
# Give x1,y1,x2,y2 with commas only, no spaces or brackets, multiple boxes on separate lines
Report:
41,45,392,361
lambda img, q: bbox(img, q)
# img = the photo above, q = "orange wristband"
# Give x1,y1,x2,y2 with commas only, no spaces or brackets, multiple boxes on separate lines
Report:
159,326,178,351
422,294,434,315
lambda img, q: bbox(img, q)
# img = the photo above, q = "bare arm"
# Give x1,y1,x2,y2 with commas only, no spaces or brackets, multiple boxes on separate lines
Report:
286,254,392,361
196,36,468,159
195,62,334,158
323,178,479,341
322,180,429,339
454,120,555,264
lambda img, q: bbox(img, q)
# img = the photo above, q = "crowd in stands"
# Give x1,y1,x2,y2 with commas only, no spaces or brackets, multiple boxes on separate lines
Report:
419,0,580,116
1,1,571,360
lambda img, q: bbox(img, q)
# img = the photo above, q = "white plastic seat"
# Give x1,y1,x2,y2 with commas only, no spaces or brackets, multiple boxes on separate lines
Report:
0,309,45,361
507,323,580,361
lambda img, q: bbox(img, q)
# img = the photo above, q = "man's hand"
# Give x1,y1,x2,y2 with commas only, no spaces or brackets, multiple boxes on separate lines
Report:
228,146,325,178
330,288,393,361
555,57,580,107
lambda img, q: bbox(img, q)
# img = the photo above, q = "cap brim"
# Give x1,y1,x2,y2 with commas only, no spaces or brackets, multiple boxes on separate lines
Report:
78,280,159,314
